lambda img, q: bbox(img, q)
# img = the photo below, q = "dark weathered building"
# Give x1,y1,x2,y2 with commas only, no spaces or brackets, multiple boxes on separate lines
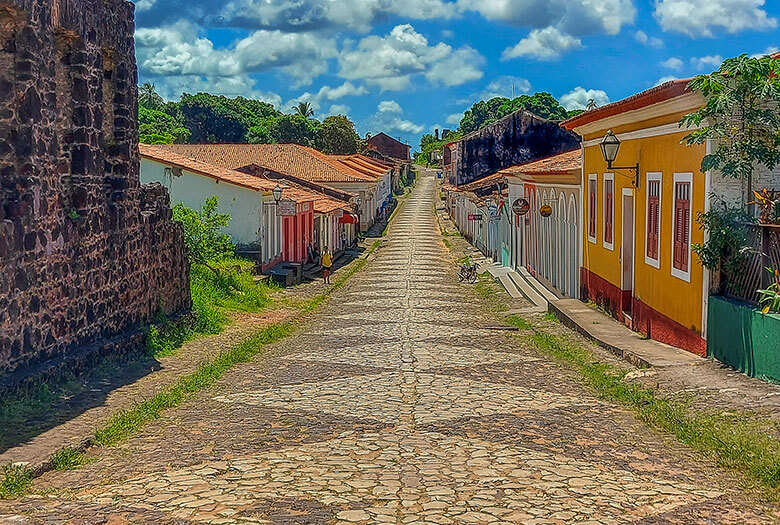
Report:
0,0,190,378
450,110,580,186
366,132,411,161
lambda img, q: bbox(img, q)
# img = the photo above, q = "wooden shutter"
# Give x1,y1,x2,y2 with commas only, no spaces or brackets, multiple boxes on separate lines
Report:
647,180,660,260
673,182,690,272
588,179,596,238
604,180,613,244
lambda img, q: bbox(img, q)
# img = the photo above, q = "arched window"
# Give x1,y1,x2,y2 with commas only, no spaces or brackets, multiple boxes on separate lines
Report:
569,195,579,298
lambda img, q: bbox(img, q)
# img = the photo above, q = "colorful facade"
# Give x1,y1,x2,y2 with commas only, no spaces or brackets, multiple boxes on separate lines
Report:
564,80,708,355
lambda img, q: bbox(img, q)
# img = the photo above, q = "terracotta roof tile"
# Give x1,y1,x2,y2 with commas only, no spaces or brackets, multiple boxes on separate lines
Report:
501,149,581,176
139,144,277,192
331,154,390,179
156,144,377,184
457,172,507,192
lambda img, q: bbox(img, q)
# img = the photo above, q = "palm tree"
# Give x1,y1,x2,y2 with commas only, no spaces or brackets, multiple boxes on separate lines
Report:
139,82,164,110
586,99,598,111
291,101,314,118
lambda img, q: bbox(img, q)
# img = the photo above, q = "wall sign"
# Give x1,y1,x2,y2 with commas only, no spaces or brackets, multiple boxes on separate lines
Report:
468,214,483,221
277,199,297,216
512,198,530,216
539,204,553,218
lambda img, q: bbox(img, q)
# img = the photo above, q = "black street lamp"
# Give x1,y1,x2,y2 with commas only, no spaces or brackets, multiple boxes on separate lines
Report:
600,130,640,189
273,185,283,203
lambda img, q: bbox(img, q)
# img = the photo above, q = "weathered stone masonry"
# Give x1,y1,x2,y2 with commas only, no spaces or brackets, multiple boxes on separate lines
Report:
0,0,190,377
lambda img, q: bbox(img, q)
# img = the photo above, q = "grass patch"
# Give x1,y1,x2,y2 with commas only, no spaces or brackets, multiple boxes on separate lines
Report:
50,447,94,471
0,464,32,500
147,257,276,359
543,312,559,323
442,238,452,250
473,274,508,313
95,321,294,447
505,313,780,496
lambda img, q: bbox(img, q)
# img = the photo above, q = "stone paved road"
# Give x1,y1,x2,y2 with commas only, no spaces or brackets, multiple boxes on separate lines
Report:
1,173,776,524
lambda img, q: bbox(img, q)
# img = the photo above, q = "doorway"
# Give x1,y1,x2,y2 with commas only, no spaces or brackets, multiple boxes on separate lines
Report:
621,190,634,315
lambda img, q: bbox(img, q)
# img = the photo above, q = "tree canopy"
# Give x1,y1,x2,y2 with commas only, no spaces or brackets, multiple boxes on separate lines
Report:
681,54,780,181
457,92,578,135
136,84,364,155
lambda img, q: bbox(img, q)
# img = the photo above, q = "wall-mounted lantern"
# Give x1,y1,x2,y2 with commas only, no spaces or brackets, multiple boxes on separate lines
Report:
600,130,640,189
273,185,283,203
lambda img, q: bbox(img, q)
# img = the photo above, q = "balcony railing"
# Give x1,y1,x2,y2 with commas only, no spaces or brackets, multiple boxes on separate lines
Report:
721,224,780,305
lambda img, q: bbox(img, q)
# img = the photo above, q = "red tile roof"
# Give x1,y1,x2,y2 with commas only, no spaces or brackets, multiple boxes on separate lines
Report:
457,172,506,192
156,144,377,184
501,149,581,176
562,79,692,130
139,144,278,193
331,154,390,179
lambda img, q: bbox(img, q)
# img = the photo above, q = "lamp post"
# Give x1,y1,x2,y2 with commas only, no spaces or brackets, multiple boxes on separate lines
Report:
273,185,283,204
600,130,640,189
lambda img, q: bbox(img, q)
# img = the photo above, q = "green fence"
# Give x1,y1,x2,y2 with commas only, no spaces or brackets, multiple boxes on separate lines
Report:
708,296,780,383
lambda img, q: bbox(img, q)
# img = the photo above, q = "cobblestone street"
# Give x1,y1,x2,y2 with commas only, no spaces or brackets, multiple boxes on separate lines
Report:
1,173,776,524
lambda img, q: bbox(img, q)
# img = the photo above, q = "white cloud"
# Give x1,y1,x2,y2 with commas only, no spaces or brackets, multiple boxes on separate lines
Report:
446,112,464,125
690,55,723,70
502,26,581,61
753,46,780,57
378,100,403,113
634,30,663,47
480,75,532,99
441,29,455,39
338,24,485,90
654,0,777,37
325,104,350,116
655,75,679,86
287,82,368,112
560,87,610,110
457,0,635,36
661,57,684,70
218,0,454,33
135,21,337,88
370,101,425,134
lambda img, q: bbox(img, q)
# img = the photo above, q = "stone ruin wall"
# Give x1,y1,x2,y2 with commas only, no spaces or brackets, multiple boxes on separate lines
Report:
0,0,191,377
454,111,581,186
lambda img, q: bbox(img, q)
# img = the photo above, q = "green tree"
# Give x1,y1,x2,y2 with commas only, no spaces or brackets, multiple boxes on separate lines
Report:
291,101,315,118
138,106,191,144
269,114,319,146
172,197,234,271
139,82,165,111
681,54,780,183
316,115,360,154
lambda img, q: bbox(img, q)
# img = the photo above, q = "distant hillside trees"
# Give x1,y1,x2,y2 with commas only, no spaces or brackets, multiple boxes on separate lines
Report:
458,92,581,135
137,84,361,154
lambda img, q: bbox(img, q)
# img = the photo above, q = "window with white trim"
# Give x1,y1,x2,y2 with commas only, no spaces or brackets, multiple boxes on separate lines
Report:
603,173,614,251
587,174,597,243
671,173,692,282
645,172,662,268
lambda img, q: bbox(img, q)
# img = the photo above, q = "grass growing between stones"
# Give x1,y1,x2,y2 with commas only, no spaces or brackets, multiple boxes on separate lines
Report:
94,321,295,447
504,314,780,498
50,446,94,471
473,273,508,313
0,464,32,500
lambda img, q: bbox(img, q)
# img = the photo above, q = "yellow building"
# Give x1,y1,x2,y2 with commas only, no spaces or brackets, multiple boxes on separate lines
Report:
563,80,708,355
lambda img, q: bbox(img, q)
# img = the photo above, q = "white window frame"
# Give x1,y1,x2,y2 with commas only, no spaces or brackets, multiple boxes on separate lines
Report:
670,172,693,283
602,173,615,251
644,172,662,269
587,173,597,244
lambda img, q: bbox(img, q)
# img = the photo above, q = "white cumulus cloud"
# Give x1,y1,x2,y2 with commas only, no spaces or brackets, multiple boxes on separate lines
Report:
370,101,425,134
654,0,777,37
338,24,485,91
690,55,723,70
560,87,610,111
634,30,663,47
661,57,684,70
502,26,581,61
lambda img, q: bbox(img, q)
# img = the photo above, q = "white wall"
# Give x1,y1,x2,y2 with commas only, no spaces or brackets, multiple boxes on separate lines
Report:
141,158,282,265
710,164,780,212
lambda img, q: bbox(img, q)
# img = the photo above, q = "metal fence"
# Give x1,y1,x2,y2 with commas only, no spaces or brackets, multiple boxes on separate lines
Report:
723,224,780,304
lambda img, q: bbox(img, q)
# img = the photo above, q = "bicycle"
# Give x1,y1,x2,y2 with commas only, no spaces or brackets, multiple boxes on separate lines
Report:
458,261,478,284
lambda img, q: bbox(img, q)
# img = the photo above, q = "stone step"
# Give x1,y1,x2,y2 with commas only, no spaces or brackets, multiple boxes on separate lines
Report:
506,271,547,309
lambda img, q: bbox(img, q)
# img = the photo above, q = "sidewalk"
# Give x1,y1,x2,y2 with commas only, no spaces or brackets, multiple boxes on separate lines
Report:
433,180,780,423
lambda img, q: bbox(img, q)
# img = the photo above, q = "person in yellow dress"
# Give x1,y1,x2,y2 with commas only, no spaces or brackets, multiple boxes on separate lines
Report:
321,246,333,284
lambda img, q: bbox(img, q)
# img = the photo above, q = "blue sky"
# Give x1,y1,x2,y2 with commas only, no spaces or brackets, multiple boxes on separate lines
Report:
132,0,779,149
